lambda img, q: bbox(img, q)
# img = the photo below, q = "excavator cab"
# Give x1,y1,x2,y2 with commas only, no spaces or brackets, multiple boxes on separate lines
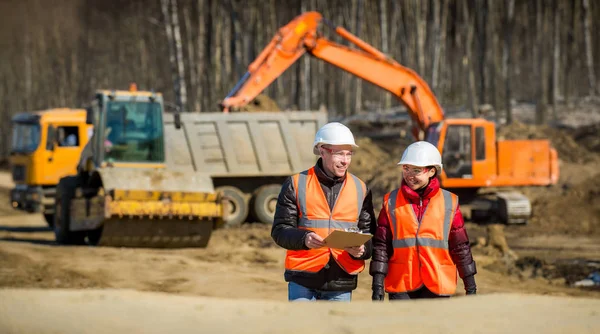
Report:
53,85,224,248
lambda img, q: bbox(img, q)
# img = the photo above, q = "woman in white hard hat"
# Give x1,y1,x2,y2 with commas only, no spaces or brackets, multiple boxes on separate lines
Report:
369,141,477,300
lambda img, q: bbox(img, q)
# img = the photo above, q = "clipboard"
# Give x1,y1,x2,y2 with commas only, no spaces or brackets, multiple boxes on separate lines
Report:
324,230,373,249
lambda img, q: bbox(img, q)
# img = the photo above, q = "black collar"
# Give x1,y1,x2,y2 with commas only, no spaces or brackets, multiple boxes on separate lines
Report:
314,158,346,187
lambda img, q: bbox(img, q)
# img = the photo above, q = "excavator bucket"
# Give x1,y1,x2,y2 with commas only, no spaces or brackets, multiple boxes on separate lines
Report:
69,168,224,248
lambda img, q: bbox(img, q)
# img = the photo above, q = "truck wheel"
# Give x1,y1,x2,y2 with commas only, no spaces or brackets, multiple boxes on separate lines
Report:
216,186,249,227
250,184,281,225
53,177,86,245
43,214,54,228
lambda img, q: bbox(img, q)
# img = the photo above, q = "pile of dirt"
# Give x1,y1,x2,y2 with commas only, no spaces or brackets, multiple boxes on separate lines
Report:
350,137,410,209
0,248,108,289
496,121,599,163
193,224,281,267
235,94,281,112
527,175,600,236
569,123,600,153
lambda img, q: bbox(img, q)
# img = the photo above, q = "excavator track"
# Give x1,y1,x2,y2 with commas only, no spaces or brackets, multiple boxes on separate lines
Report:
496,191,531,225
95,217,215,248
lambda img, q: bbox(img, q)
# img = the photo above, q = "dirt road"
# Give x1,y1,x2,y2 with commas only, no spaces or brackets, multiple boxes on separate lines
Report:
1,112,599,333
1,288,599,334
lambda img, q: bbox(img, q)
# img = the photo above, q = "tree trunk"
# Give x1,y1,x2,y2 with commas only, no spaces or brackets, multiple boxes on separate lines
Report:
431,0,441,92
535,0,551,125
582,0,596,96
213,0,222,99
183,4,196,111
301,0,310,110
231,0,243,79
170,0,187,110
462,0,478,117
415,0,427,77
354,0,363,114
551,0,560,120
269,0,283,101
564,0,578,105
24,18,32,111
502,0,515,123
380,0,391,109
161,0,178,108
476,0,488,103
196,0,207,111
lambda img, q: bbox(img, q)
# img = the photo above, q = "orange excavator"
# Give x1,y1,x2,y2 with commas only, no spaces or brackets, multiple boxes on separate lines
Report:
220,12,559,225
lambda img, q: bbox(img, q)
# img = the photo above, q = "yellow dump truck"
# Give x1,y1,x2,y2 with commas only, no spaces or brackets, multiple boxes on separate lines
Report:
53,86,224,248
9,108,92,226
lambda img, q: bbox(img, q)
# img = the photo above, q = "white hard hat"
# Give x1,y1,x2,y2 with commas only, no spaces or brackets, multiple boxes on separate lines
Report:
313,122,358,155
398,141,443,174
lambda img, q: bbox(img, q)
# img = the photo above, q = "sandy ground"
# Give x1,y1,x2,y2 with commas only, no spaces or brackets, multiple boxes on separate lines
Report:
1,289,599,334
1,111,600,333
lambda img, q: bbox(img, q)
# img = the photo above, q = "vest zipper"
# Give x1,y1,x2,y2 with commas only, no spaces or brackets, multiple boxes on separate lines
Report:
415,198,424,271
326,180,344,269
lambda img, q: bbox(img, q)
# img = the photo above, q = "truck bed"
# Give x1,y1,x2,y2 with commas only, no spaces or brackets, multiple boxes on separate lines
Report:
163,111,328,177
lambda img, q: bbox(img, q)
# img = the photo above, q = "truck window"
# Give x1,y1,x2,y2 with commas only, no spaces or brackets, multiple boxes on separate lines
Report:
57,126,79,147
104,101,165,163
443,125,472,178
46,126,56,150
475,127,486,160
11,123,41,153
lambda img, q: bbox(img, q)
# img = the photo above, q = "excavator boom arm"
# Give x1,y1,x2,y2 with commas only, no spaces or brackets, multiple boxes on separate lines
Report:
221,11,445,136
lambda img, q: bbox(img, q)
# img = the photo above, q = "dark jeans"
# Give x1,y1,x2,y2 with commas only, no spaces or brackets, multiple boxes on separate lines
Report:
389,286,450,300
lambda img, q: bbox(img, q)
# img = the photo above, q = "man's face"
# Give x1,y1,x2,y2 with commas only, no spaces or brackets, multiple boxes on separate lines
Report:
401,164,436,190
319,144,354,178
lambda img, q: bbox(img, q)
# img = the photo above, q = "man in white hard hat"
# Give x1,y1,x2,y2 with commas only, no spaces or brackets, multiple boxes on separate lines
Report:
370,141,477,300
271,122,376,301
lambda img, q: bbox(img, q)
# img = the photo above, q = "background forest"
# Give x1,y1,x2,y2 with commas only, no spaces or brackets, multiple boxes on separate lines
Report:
0,0,598,161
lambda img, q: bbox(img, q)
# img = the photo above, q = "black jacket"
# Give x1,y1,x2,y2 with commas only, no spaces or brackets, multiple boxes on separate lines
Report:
271,159,376,291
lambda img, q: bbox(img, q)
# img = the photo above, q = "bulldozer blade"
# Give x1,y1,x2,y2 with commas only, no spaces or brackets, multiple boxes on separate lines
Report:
96,217,215,248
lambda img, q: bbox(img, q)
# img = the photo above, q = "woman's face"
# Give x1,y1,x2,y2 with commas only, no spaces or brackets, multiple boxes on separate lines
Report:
401,164,436,190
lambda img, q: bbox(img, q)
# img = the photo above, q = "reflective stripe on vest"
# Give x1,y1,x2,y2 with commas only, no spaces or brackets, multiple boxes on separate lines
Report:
384,188,458,295
285,167,367,275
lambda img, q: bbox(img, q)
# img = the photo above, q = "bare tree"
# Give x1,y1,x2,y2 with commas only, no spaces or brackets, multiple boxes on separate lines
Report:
551,0,561,119
415,0,427,77
502,0,515,123
535,0,550,125
354,0,363,113
462,0,478,116
582,0,596,96
301,0,311,110
196,0,207,111
212,0,222,99
161,0,180,109
476,0,488,103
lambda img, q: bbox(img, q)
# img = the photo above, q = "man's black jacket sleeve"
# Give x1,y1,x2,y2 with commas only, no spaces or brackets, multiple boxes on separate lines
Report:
271,177,311,250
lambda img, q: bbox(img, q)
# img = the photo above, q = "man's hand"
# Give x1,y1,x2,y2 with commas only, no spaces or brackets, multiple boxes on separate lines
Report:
304,232,325,249
344,245,365,257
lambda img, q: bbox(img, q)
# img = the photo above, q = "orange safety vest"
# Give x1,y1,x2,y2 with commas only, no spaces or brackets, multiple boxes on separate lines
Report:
285,167,367,275
384,188,459,296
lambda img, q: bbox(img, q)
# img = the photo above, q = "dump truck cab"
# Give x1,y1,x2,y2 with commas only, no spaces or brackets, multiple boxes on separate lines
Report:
9,109,90,225
53,85,224,247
